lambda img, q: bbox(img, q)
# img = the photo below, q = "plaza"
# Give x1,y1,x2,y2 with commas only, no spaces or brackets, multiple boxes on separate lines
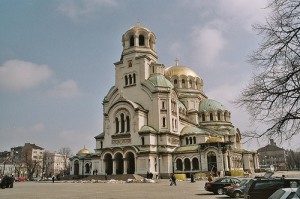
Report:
1,180,218,199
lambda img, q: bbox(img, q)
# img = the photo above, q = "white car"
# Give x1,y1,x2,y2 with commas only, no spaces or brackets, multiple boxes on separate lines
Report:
268,188,300,199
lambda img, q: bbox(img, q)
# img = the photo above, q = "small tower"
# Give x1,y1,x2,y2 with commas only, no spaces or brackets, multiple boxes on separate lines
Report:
115,24,158,91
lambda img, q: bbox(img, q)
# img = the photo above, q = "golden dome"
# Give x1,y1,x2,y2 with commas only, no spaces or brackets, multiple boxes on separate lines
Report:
206,137,223,143
76,147,91,156
164,65,200,78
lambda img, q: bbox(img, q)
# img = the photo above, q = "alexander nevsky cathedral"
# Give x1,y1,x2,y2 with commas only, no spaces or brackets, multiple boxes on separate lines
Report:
70,24,259,178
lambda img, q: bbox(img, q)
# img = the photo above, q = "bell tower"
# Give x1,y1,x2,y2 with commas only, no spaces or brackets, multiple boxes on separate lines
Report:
114,24,158,90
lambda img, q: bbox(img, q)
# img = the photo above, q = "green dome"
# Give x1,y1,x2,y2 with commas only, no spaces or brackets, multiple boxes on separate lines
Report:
199,99,227,111
139,125,157,133
180,126,210,136
148,74,174,88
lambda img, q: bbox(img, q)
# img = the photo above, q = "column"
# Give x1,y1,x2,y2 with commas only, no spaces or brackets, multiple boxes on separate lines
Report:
124,158,128,174
224,152,229,171
112,159,116,175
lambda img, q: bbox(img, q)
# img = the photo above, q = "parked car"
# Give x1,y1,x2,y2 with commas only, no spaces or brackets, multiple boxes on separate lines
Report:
268,188,299,199
0,175,14,189
244,177,300,199
225,178,251,198
205,177,241,195
15,177,26,182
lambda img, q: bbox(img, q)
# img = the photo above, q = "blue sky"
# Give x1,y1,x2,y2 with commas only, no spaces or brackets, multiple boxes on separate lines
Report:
1,0,297,154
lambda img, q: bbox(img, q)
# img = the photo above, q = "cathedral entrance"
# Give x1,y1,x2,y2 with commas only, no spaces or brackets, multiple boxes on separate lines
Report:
207,151,217,175
115,153,124,174
74,160,79,175
126,152,135,174
104,153,113,175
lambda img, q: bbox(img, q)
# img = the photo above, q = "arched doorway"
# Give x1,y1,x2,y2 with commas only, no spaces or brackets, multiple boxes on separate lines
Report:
176,159,183,171
126,152,135,174
115,153,124,174
192,158,199,170
207,151,217,174
85,163,90,174
184,158,191,171
74,160,79,175
104,153,113,175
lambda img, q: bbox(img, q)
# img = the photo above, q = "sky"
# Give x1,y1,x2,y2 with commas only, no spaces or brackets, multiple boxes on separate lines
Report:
1,0,299,155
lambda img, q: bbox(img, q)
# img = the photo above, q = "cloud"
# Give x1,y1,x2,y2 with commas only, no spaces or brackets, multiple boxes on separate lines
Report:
218,0,268,30
48,80,81,98
190,25,226,68
0,60,53,91
58,0,118,20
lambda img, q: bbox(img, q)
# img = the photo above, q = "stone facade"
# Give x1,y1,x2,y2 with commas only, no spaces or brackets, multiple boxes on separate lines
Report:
70,24,258,178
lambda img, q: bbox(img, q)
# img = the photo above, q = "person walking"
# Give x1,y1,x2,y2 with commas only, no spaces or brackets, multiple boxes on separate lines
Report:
170,174,176,186
52,175,55,183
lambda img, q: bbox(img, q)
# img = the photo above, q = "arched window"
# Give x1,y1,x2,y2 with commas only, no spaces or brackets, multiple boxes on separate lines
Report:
100,141,103,149
115,117,119,133
130,35,134,46
128,60,132,67
210,113,213,121
139,35,145,46
126,116,130,132
193,137,196,144
175,119,177,128
129,74,132,84
125,76,128,85
141,137,145,145
189,137,192,144
186,137,188,145
202,113,205,121
217,112,221,120
182,79,185,87
162,101,165,109
121,113,125,132
172,119,174,129
174,79,177,85
133,73,136,84
189,79,192,88
162,117,166,127
176,159,183,171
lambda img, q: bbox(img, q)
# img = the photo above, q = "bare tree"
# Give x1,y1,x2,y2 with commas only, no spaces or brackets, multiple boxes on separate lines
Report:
287,149,300,170
59,147,72,174
236,0,300,142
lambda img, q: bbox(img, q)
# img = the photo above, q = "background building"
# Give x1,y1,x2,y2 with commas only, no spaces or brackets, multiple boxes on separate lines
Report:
257,139,287,170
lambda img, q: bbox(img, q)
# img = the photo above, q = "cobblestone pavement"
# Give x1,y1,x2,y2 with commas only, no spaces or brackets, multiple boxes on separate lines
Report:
0,180,226,199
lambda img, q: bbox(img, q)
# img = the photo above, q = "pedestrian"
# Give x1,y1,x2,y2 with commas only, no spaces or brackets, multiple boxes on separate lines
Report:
170,174,176,186
208,174,213,182
52,175,55,183
105,172,108,180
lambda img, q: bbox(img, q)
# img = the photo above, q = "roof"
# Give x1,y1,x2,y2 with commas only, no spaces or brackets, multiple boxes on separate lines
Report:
147,74,173,88
199,99,227,112
257,144,285,152
94,132,105,139
180,126,210,136
139,125,157,133
76,147,91,156
164,65,200,78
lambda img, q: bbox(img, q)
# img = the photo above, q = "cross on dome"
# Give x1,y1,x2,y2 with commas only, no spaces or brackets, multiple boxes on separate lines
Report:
175,58,179,66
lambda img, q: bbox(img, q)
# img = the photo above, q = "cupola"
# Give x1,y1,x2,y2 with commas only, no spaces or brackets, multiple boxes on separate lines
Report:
121,23,157,60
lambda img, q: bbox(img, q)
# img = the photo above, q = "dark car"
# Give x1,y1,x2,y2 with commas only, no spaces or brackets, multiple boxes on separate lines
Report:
225,178,251,198
0,175,14,189
244,177,300,199
205,177,241,195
